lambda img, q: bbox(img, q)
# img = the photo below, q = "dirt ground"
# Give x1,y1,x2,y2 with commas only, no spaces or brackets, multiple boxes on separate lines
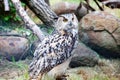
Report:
0,59,31,80
0,58,120,80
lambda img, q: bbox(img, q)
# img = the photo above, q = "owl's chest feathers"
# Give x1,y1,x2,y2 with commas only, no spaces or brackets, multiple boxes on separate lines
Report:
38,34,77,58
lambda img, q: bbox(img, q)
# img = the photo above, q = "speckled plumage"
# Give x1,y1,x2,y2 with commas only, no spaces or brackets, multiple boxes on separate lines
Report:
29,13,78,80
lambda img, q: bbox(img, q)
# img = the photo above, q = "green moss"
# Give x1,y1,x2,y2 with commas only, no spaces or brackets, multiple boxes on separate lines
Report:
50,0,81,5
92,75,109,80
67,73,83,80
42,74,55,80
64,0,80,3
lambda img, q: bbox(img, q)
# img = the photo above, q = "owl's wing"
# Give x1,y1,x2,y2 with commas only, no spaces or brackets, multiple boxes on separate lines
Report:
29,35,73,78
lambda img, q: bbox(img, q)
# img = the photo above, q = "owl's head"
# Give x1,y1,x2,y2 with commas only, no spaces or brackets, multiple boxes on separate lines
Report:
55,13,78,36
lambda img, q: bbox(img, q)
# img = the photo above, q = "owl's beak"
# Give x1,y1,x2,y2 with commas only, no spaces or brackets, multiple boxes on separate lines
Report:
67,22,74,29
69,22,73,26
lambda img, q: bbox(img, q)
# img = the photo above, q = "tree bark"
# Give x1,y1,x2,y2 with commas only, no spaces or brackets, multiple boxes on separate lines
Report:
11,0,45,42
20,0,58,27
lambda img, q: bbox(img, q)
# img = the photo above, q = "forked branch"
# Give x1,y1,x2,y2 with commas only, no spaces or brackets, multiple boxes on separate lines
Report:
11,0,45,42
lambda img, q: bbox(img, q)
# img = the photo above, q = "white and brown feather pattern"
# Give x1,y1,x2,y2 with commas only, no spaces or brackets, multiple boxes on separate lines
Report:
29,13,78,79
29,34,77,79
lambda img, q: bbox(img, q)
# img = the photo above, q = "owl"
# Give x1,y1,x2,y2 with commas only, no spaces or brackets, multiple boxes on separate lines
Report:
29,13,78,80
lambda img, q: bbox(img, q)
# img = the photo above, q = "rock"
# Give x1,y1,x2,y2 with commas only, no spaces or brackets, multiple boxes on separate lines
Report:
79,11,120,58
0,36,29,61
51,2,78,15
69,41,99,68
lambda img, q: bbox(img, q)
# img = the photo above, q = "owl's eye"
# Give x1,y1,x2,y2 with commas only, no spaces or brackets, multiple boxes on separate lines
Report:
72,17,74,21
63,18,68,22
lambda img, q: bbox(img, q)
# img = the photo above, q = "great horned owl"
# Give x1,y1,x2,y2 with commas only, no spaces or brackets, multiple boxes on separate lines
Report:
29,13,78,80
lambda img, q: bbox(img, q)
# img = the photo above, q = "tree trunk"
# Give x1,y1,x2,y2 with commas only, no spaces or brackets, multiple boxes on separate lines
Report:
11,0,45,42
20,0,58,27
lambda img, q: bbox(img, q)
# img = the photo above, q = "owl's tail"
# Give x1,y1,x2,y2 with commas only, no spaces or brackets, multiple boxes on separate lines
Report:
28,59,43,80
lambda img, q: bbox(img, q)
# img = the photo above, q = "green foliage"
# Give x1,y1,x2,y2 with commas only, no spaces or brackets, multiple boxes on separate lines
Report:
11,59,29,80
0,1,26,22
42,74,55,80
92,75,110,80
67,73,83,80
64,0,80,3
50,0,81,5
0,78,5,80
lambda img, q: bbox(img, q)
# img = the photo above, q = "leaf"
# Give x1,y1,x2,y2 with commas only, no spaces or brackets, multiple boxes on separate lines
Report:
4,16,10,21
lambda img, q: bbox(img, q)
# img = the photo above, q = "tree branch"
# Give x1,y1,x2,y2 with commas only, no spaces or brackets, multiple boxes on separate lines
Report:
20,0,58,27
11,0,45,42
4,0,10,11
